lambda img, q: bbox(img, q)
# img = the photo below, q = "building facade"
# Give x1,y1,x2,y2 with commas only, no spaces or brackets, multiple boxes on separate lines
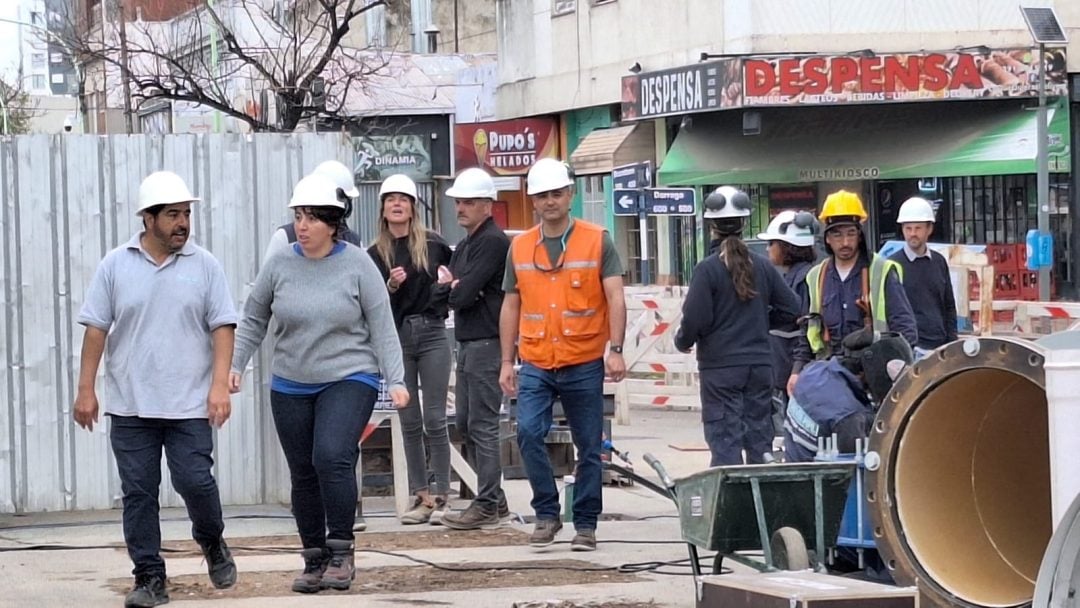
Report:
495,0,1080,298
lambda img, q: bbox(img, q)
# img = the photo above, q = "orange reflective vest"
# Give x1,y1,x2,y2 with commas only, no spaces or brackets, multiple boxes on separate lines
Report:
511,220,610,370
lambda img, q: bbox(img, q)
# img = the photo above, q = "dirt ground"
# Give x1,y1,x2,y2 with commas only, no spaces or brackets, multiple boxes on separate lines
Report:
148,528,531,557
107,559,645,601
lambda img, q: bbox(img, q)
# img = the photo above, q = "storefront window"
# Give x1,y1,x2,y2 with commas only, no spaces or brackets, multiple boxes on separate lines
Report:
945,174,1069,246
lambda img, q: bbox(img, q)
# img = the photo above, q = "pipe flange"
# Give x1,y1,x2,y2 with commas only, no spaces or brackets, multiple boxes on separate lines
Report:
867,337,1047,608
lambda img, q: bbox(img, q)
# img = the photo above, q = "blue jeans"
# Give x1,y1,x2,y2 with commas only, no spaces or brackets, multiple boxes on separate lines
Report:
700,365,773,466
109,416,225,577
270,381,377,547
399,315,452,496
516,358,604,530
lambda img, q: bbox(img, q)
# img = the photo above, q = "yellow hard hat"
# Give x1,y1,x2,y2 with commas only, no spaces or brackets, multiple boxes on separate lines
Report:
819,190,868,224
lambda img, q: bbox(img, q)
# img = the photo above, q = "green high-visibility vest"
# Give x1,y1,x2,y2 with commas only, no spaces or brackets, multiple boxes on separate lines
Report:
805,254,903,356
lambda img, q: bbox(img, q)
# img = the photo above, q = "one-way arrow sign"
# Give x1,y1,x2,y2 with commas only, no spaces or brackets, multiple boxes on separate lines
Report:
613,188,639,216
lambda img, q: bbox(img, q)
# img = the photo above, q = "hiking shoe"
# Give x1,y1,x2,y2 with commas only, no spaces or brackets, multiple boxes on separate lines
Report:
124,573,169,608
429,497,448,526
321,539,355,590
400,496,434,525
353,515,367,532
292,547,329,594
441,501,499,530
529,519,563,547
199,537,237,589
571,529,597,552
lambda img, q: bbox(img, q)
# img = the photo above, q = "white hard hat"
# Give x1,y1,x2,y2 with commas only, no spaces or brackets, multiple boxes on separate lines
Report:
896,196,936,223
526,158,574,195
289,173,345,209
446,167,497,199
379,174,419,200
313,160,360,198
758,210,816,247
702,186,751,219
136,171,200,215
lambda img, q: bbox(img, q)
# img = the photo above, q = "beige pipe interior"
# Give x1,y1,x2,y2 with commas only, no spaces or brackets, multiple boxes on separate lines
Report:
894,368,1052,608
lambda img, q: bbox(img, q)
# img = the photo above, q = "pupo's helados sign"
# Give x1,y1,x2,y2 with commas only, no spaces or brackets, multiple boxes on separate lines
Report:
455,119,560,176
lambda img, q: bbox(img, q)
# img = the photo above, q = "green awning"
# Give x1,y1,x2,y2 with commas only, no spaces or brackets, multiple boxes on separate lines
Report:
658,99,1071,186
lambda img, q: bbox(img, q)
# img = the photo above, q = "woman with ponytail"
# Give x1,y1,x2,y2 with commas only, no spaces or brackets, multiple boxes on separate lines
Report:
674,186,802,467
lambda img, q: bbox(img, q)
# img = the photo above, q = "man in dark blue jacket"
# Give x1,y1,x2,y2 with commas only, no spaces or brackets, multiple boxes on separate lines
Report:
785,329,912,462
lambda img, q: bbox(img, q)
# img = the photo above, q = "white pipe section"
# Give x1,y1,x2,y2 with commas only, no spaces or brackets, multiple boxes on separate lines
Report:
1044,347,1080,528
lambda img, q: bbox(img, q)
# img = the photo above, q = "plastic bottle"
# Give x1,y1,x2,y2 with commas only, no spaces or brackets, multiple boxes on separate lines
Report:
562,475,575,523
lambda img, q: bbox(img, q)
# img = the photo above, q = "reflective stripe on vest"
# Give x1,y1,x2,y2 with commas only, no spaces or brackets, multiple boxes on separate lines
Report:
805,255,903,355
510,220,610,369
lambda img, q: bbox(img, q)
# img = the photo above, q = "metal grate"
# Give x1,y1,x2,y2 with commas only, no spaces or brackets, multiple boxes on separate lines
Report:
1020,7,1069,44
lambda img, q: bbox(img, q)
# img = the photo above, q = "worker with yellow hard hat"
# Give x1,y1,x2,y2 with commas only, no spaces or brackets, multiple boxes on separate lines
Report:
787,190,917,396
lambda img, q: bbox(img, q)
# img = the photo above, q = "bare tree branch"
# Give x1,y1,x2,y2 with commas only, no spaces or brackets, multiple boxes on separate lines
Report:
55,0,395,132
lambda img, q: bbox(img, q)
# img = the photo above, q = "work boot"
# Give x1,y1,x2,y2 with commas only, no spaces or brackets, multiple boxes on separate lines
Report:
198,537,237,589
528,519,563,547
321,539,355,590
570,529,597,552
400,496,434,524
292,547,329,594
441,501,499,530
429,497,449,526
124,573,169,608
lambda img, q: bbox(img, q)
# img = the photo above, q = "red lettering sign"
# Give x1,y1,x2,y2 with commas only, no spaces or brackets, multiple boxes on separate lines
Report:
454,119,560,176
739,48,1066,105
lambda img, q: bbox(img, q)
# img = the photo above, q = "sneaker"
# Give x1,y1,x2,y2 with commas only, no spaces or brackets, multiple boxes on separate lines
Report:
199,537,237,589
429,497,448,526
353,515,367,532
529,519,563,547
570,529,597,552
400,496,434,525
292,547,329,594
124,573,169,608
440,501,499,531
497,496,511,521
321,540,355,590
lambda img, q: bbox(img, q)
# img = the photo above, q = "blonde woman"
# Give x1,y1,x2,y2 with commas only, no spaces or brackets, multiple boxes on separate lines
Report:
368,174,454,525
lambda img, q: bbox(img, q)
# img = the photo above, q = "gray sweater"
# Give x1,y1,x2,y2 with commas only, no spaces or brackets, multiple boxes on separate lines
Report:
232,244,406,390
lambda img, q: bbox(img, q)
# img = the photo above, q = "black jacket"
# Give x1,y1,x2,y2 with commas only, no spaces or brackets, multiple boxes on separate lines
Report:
438,217,510,342
675,251,801,369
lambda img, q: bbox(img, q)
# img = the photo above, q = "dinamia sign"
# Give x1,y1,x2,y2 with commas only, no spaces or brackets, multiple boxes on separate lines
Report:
798,167,881,181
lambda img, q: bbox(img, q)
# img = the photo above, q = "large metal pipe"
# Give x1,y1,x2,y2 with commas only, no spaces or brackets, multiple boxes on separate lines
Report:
867,334,1080,608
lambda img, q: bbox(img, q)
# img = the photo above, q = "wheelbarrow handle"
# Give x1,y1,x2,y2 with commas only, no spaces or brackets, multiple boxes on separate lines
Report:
643,453,676,490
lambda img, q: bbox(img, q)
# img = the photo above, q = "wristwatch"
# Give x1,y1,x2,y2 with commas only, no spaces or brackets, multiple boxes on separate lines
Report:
610,344,623,354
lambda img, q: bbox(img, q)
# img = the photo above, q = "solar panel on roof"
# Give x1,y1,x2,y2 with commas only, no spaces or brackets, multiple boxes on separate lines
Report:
1020,7,1068,44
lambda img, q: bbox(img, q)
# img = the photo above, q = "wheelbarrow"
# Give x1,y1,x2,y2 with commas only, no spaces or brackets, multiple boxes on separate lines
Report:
630,455,856,583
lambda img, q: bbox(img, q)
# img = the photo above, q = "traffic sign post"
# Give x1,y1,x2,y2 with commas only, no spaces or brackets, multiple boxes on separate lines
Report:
610,162,697,286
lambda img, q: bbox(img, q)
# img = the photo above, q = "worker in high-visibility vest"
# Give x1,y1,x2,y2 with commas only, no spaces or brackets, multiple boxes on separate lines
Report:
788,190,917,396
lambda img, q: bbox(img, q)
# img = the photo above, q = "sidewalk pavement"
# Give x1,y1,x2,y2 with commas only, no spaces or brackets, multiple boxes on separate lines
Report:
0,408,734,608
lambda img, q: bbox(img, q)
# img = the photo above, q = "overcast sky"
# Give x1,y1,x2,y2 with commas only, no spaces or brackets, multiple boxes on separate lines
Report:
0,0,25,84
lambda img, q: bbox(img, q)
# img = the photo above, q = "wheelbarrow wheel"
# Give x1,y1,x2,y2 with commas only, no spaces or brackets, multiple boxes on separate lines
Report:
770,527,811,570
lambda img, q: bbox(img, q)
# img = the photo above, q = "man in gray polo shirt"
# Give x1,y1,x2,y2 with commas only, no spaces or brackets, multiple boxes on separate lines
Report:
74,171,239,608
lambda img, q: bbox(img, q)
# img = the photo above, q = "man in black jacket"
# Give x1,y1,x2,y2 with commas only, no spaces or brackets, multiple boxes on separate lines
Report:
436,168,512,530
888,197,957,354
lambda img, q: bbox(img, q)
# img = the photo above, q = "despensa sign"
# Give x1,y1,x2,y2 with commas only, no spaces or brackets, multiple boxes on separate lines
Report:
641,68,705,116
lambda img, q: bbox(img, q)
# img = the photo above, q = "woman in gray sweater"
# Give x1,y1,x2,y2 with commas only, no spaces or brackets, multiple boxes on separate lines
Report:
229,173,407,594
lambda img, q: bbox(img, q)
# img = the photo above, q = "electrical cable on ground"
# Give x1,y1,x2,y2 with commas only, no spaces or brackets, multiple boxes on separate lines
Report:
0,538,725,576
